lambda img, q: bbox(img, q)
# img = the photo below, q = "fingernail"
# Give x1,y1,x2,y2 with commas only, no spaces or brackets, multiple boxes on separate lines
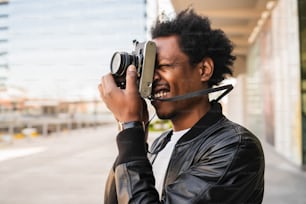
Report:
128,65,136,72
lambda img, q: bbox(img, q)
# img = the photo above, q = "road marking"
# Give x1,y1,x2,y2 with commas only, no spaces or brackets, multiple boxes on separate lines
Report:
0,147,47,162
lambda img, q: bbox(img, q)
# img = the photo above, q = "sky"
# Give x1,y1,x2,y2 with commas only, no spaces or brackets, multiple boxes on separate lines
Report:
6,0,147,100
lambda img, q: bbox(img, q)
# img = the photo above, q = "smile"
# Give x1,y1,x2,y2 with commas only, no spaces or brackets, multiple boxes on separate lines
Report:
154,90,169,99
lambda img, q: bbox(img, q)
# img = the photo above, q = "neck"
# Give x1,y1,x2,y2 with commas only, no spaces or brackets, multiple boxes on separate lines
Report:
171,99,211,131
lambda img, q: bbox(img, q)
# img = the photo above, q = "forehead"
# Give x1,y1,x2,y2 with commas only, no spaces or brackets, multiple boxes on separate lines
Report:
152,36,184,60
153,35,180,50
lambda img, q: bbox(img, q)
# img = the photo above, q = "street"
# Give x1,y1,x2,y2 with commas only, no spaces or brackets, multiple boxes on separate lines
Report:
0,125,118,204
0,123,306,204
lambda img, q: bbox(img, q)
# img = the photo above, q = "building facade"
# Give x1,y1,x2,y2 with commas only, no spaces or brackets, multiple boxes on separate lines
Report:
0,0,9,90
8,0,146,100
244,0,305,168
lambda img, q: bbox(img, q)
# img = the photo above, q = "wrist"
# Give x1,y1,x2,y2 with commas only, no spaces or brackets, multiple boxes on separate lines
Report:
115,123,147,166
118,121,145,132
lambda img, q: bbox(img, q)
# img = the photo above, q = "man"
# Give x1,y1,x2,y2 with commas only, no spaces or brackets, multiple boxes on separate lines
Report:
99,9,265,204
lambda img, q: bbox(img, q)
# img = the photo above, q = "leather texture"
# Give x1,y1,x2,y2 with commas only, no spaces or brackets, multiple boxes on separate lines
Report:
104,102,265,204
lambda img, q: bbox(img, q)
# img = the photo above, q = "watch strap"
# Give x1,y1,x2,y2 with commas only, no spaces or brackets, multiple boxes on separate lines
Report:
118,121,145,131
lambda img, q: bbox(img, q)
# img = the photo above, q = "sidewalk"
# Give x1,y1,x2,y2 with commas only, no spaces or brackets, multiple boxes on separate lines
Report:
261,141,306,203
0,124,305,203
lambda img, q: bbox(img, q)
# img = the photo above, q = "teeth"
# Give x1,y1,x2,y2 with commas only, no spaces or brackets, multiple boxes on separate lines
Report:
154,91,168,98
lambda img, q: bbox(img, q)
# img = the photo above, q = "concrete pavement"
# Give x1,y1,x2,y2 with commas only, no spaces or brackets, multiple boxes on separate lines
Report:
0,123,305,203
262,141,306,203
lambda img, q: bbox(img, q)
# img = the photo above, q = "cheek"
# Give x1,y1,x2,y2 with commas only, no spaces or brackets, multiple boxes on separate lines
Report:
161,67,201,90
182,77,195,84
179,72,202,90
161,70,179,85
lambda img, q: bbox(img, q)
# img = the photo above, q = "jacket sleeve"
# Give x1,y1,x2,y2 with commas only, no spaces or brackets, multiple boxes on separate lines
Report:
104,167,118,204
105,126,265,204
104,127,160,204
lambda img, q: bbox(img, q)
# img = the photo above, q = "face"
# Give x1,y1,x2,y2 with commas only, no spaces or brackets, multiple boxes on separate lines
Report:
151,35,207,120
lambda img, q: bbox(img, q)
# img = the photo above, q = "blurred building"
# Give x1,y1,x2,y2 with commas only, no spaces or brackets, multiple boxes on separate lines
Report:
1,0,146,138
7,0,146,100
0,0,9,90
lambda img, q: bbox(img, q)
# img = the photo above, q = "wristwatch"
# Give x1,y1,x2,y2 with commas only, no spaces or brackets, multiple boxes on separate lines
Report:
118,121,145,131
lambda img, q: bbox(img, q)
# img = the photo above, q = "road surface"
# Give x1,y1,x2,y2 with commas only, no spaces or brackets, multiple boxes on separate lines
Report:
0,124,306,203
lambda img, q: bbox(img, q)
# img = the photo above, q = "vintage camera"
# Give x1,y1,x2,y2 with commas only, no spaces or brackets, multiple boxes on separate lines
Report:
110,40,156,98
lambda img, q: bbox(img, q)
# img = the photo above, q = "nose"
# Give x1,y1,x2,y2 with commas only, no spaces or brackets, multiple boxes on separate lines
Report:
153,67,161,82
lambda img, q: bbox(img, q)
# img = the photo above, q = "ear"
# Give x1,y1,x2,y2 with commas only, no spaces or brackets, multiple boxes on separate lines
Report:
198,57,214,82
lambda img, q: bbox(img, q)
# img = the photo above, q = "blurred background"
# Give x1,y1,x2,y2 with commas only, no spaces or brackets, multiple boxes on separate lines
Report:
0,0,306,203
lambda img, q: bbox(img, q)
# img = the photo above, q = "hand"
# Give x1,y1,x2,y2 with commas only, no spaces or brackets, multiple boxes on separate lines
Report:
98,65,149,124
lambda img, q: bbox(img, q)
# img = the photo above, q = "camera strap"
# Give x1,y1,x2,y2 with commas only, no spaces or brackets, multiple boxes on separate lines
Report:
151,84,233,102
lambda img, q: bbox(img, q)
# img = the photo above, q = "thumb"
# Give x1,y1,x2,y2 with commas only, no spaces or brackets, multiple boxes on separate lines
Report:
126,65,138,93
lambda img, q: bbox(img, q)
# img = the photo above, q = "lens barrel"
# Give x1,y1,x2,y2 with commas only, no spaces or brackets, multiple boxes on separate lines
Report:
110,52,136,76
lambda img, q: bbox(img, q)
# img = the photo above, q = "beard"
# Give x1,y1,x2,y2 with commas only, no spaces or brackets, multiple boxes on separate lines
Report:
153,96,205,121
156,111,176,120
152,101,176,120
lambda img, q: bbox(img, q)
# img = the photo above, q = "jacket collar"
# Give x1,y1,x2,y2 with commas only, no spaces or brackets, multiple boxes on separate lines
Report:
176,100,224,144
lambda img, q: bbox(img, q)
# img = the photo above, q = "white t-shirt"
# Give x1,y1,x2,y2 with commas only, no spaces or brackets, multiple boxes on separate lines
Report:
152,128,190,197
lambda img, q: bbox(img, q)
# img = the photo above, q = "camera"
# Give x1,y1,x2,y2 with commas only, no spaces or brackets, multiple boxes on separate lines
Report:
110,40,156,98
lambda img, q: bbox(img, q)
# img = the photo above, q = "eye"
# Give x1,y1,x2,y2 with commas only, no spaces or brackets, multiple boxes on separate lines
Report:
157,64,173,69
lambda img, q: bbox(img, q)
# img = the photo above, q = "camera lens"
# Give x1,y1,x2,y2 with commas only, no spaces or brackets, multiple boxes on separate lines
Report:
110,52,134,76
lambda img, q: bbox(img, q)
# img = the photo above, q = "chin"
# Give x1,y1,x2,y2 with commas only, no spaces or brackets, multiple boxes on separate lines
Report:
156,114,170,120
155,110,175,120
152,101,176,119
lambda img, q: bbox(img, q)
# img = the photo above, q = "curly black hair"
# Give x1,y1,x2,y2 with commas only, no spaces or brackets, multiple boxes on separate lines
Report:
151,9,236,87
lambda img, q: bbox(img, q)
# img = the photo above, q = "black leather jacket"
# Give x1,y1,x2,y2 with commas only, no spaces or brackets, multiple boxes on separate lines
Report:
104,102,265,203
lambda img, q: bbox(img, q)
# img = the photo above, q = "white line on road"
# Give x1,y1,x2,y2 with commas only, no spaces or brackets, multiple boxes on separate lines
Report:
0,147,47,162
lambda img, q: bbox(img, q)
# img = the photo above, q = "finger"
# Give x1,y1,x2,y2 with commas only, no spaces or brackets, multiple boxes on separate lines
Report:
101,73,117,92
142,98,148,110
98,76,107,99
98,83,103,96
142,99,149,120
125,65,138,93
